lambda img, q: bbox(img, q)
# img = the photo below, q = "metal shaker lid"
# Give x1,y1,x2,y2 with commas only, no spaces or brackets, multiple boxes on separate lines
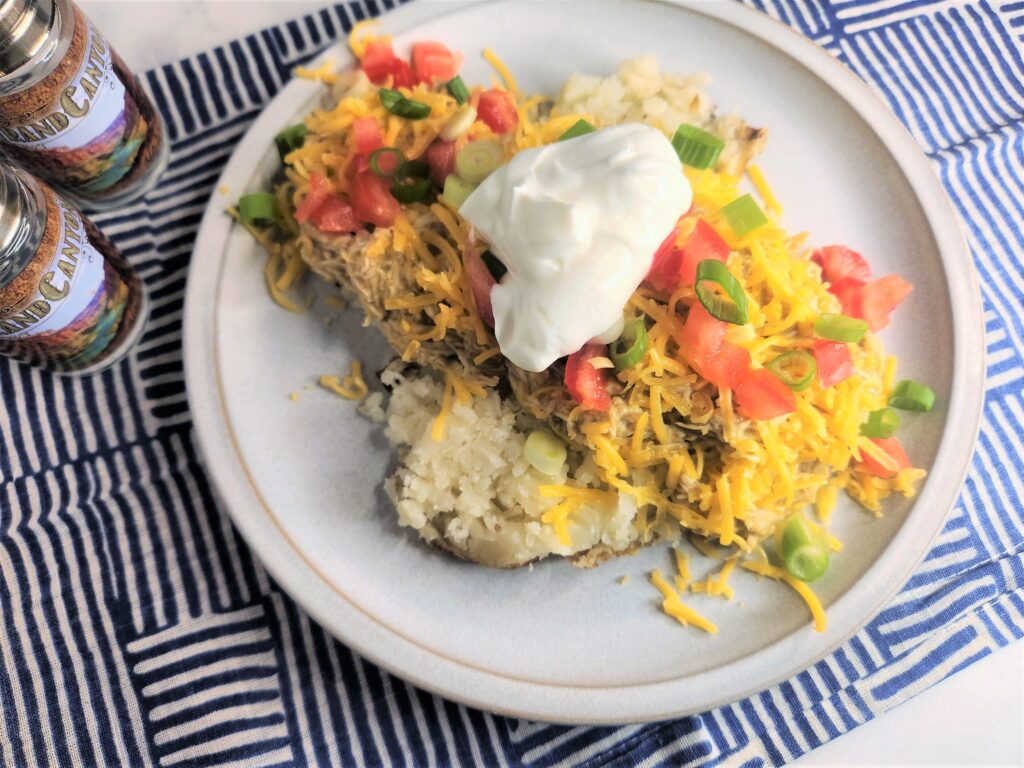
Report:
0,163,31,273
0,0,56,77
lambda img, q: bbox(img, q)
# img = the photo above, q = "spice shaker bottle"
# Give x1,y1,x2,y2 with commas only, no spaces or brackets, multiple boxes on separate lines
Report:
0,163,147,373
0,0,168,209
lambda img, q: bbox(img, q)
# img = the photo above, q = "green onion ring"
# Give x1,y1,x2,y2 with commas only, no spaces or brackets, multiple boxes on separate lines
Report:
889,379,935,412
368,147,406,177
815,313,868,343
610,318,649,370
695,259,748,325
766,350,817,392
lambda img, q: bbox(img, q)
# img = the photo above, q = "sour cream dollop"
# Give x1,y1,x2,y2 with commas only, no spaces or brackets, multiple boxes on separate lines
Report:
459,123,691,372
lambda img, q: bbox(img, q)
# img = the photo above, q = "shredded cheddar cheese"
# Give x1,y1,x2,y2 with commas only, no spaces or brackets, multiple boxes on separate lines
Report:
741,560,827,632
319,360,368,400
650,569,717,634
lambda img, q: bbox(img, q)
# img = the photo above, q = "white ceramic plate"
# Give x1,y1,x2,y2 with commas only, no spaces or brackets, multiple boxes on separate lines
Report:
184,0,984,723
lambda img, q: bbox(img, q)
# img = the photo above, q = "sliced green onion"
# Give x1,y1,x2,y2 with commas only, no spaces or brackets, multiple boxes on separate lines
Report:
889,379,935,412
378,88,431,119
238,192,278,226
455,140,503,183
391,176,432,204
378,88,403,110
815,313,868,343
524,430,567,476
860,408,901,438
610,318,649,370
721,194,769,237
440,105,477,141
558,119,596,141
780,514,829,583
442,174,478,209
396,160,430,180
275,124,308,162
671,124,724,169
390,160,433,204
446,76,470,105
766,350,817,392
481,250,507,281
368,147,405,177
695,259,748,325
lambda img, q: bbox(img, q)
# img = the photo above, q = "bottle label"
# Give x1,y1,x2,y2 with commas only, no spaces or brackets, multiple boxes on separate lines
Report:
0,197,108,342
0,21,147,193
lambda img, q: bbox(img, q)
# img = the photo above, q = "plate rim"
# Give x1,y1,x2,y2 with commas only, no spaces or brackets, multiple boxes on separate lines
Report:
183,0,986,723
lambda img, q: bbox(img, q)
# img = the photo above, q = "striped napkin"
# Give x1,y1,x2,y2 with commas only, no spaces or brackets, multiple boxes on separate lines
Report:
1,1,1021,765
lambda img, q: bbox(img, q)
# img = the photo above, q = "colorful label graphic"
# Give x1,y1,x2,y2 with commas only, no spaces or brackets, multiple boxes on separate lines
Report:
0,197,132,369
0,22,148,193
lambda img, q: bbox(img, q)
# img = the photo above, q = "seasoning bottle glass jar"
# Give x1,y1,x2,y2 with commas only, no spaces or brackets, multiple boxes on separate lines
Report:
0,0,168,210
0,163,147,373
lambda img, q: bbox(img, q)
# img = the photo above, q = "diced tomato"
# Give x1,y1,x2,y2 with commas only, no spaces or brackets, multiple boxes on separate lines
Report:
699,342,751,389
424,140,456,187
411,41,461,83
360,39,399,83
353,117,384,155
463,243,496,327
311,196,359,233
646,219,729,291
390,58,418,89
734,369,797,420
678,304,750,387
680,304,727,359
565,345,611,412
679,219,730,286
349,168,400,227
847,275,913,332
813,245,871,284
812,340,855,388
359,39,416,88
858,437,912,479
646,227,684,291
477,89,518,134
294,172,330,223
828,277,865,314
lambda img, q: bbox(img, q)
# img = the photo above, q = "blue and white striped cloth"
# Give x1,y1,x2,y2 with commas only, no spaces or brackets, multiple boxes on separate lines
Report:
1,1,1021,765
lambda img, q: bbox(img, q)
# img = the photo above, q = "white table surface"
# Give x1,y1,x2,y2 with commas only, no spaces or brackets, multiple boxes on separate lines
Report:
79,1,1024,764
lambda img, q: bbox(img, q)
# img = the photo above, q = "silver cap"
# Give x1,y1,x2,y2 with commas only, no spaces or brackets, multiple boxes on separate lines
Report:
0,0,55,77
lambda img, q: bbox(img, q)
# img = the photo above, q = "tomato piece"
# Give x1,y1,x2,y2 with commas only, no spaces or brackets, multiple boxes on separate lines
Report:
389,58,418,89
828,277,865,315
477,89,518,134
353,117,384,155
565,345,611,412
734,369,797,420
679,219,730,286
360,39,399,84
848,275,913,332
349,168,400,227
412,41,461,83
645,227,684,291
680,303,727,360
311,196,359,233
698,341,751,389
294,172,330,223
813,245,871,284
359,39,416,88
858,437,912,479
678,304,750,387
812,340,855,388
463,243,496,327
646,219,729,291
424,140,456,187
